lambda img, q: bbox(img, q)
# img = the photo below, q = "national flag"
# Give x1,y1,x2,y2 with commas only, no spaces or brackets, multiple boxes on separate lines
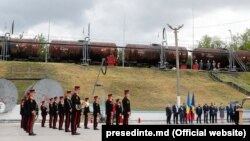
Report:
191,92,196,120
186,90,191,121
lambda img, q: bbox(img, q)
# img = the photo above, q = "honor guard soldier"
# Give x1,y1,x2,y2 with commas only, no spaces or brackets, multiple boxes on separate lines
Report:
20,99,25,128
84,97,90,129
52,96,59,129
23,93,29,132
122,90,131,125
166,104,172,124
196,104,202,124
71,86,81,135
115,99,122,125
93,96,100,130
49,98,54,128
58,96,65,130
40,101,48,127
26,89,38,136
64,91,72,132
106,94,113,125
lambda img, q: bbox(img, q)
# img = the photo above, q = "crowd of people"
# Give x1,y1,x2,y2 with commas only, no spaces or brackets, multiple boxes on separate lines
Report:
20,86,131,136
165,103,243,125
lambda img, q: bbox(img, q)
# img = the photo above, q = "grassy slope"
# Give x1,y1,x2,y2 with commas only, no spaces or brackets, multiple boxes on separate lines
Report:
0,61,249,110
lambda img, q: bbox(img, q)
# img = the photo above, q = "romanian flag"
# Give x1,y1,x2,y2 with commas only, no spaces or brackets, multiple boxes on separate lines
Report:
186,91,191,121
191,92,196,120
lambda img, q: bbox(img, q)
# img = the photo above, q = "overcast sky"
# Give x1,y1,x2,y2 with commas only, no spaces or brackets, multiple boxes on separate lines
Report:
1,0,250,48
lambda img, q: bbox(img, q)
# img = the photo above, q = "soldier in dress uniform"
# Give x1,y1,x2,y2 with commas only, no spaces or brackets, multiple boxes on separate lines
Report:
195,104,202,124
115,99,122,125
64,91,72,132
23,93,29,132
178,105,184,124
166,104,172,124
49,98,54,128
26,89,38,136
214,104,218,123
203,103,209,124
122,90,131,125
93,96,100,130
20,99,25,128
52,96,59,129
182,103,187,124
71,86,81,135
84,97,90,129
106,94,113,125
40,101,48,127
58,96,65,130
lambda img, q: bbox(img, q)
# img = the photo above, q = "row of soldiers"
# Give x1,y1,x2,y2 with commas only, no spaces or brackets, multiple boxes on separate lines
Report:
20,86,131,136
20,86,99,135
166,103,242,125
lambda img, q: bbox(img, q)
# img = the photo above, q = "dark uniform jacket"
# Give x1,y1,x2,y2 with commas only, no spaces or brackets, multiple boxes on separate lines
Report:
93,101,100,116
105,100,113,115
20,104,24,115
83,104,90,115
122,97,130,115
172,105,178,114
71,93,81,112
226,106,231,114
52,102,58,115
58,101,64,115
26,98,37,116
64,97,72,113
40,105,48,115
115,105,122,116
49,103,53,115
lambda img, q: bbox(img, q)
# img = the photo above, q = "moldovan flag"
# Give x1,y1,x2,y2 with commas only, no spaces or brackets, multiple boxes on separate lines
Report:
191,92,196,120
186,91,191,121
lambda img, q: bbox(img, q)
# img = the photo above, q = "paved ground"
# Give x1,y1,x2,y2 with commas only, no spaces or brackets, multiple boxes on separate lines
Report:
1,121,250,141
0,123,102,141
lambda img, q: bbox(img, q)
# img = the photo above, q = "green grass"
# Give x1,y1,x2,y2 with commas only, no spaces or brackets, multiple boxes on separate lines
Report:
0,61,250,110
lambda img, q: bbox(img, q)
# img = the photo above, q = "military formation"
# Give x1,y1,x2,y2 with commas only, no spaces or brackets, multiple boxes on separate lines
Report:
20,86,131,136
165,103,243,125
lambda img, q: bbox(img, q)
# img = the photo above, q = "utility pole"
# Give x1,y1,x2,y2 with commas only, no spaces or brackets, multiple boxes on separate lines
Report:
160,27,167,69
228,30,235,71
46,20,50,63
167,24,184,107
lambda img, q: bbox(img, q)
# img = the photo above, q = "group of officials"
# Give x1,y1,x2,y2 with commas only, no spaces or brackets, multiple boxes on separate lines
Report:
20,86,131,136
166,103,242,125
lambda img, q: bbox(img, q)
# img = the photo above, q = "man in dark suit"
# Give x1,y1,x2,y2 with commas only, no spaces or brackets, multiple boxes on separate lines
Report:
172,104,178,124
40,101,48,127
58,96,65,130
84,97,90,129
106,94,113,125
52,96,58,129
122,90,131,125
64,91,72,132
203,103,209,124
226,104,231,123
71,86,81,135
182,103,187,124
93,96,100,130
196,104,202,124
166,104,172,124
20,99,25,128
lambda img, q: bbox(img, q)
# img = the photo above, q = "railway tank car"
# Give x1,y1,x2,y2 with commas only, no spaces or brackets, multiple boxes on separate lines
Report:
125,44,188,67
165,46,188,65
89,42,118,64
7,38,40,60
49,40,82,62
192,48,229,68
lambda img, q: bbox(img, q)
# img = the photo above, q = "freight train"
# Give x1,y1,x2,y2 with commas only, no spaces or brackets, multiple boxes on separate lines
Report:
0,37,250,70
